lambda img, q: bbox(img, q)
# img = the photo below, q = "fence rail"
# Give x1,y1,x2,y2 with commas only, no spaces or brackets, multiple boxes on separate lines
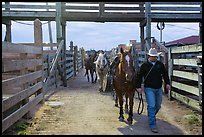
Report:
2,19,84,133
2,42,44,133
168,43,202,111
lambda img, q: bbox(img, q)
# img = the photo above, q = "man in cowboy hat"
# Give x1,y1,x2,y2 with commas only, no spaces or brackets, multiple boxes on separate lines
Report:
136,48,171,133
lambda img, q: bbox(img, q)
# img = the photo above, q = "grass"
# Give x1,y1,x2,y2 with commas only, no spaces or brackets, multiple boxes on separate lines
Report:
187,115,202,126
13,120,31,135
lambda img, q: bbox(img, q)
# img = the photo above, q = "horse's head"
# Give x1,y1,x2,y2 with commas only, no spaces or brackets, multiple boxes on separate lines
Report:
119,48,135,82
95,52,108,72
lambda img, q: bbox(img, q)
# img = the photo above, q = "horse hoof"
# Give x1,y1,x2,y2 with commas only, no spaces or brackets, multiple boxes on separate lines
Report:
99,88,103,92
119,117,124,122
115,104,118,107
127,117,133,125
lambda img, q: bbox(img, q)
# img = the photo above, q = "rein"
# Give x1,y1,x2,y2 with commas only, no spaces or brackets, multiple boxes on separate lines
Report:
137,90,144,115
118,55,123,75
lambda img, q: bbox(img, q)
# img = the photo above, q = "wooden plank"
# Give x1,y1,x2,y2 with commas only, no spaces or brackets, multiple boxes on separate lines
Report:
104,7,144,11
66,57,73,61
151,2,201,5
171,43,202,54
66,71,74,79
2,4,56,10
151,13,202,20
2,59,42,72
2,70,42,92
66,5,99,10
66,50,74,55
2,93,43,133
173,59,198,67
2,42,42,54
105,2,145,4
2,53,20,60
43,50,57,53
2,11,56,21
66,63,74,68
151,7,200,11
172,81,199,96
67,2,99,4
2,82,43,112
66,68,74,74
16,43,34,46
173,70,198,81
42,43,58,47
171,90,201,111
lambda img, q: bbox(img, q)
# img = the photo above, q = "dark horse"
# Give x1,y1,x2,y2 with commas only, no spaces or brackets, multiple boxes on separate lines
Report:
84,51,98,83
113,48,137,124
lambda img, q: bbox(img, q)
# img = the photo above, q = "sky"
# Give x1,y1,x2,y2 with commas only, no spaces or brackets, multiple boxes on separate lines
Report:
2,21,199,51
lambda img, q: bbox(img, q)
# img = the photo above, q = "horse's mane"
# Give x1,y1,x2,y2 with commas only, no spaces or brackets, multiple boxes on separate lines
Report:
118,51,134,75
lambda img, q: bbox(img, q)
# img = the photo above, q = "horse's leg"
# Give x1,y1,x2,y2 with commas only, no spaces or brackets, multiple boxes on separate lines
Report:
90,69,94,83
84,68,87,76
87,69,90,82
127,91,135,125
118,92,124,121
100,73,104,91
125,92,128,113
115,93,118,107
94,70,97,83
99,74,103,92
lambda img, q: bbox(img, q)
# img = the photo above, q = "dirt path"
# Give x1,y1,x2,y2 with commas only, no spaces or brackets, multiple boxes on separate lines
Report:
24,69,201,135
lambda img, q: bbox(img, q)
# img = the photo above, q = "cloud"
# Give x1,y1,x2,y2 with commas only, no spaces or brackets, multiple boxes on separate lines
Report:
2,21,199,50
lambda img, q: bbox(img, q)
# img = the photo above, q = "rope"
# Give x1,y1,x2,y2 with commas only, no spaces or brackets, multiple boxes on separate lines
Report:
137,91,144,115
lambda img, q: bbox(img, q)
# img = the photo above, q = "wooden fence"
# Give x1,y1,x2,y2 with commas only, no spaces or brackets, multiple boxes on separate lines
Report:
2,19,84,133
2,42,44,133
168,43,202,111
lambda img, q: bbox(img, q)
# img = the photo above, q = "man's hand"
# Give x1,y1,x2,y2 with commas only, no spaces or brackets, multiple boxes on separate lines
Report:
136,88,143,94
166,84,171,92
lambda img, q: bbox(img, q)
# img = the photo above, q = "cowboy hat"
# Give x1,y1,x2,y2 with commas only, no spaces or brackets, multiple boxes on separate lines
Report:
147,48,161,57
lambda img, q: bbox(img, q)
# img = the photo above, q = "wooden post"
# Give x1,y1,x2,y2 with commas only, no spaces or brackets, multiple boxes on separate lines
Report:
62,20,67,87
145,2,151,51
56,2,67,87
99,2,104,17
168,48,173,100
81,47,85,68
199,3,202,43
139,3,145,51
69,41,74,51
46,2,53,50
140,21,145,51
197,56,202,107
199,22,202,43
75,46,78,72
34,19,44,103
4,2,12,42
73,46,77,76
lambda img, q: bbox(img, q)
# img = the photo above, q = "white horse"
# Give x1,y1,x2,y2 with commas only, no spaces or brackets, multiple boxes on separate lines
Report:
94,52,109,92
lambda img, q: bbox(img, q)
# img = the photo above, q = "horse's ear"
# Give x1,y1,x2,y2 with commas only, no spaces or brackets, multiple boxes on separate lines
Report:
120,48,124,54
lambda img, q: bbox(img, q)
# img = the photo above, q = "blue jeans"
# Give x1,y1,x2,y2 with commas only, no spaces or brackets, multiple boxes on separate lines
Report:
144,87,163,129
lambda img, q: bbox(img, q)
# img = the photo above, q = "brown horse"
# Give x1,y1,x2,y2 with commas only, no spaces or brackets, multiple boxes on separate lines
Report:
113,47,137,124
84,52,98,83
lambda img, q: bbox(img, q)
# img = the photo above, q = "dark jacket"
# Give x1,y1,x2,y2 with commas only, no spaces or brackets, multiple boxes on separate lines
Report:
136,59,170,89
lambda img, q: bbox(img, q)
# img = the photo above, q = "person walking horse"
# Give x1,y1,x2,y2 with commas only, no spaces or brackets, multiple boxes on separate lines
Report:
136,48,171,133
